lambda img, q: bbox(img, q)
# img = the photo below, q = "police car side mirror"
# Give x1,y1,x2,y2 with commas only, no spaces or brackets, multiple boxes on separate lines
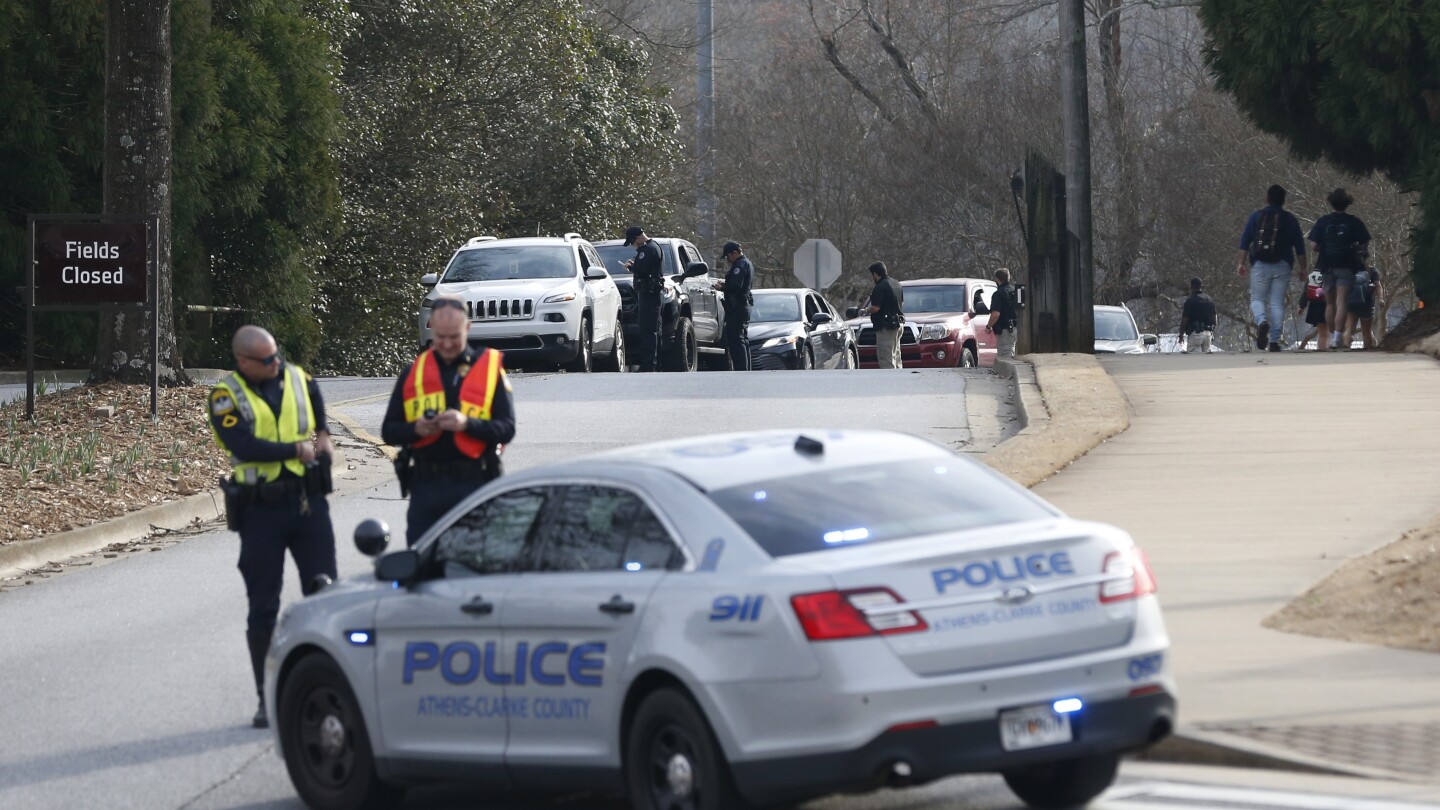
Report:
421,273,438,287
1142,333,1158,346
684,261,709,278
845,307,860,319
584,266,609,281
354,518,390,557
375,549,420,583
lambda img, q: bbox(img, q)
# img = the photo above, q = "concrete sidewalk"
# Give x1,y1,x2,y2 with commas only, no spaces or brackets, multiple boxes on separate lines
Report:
1034,352,1440,782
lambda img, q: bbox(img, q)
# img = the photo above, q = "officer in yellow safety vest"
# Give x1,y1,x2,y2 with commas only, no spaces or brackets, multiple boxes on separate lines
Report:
382,295,517,547
209,325,337,729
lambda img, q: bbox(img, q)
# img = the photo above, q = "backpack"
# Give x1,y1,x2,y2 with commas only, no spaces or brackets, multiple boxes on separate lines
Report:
1252,210,1286,263
1321,217,1358,269
1347,270,1374,309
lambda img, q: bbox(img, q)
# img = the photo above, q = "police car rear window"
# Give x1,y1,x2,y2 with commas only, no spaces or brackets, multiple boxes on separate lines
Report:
706,460,1053,557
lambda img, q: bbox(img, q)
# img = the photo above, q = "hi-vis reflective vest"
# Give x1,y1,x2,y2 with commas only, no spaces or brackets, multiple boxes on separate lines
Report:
210,364,316,485
402,348,503,459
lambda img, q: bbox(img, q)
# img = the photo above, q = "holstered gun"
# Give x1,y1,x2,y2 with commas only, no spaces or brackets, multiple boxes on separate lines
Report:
219,475,248,531
393,446,414,498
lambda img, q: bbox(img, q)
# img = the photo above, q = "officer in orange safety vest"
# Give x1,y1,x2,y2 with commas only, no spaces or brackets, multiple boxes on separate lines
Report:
381,295,516,546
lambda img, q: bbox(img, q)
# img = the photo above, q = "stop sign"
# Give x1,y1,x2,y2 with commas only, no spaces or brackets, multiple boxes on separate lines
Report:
793,238,841,290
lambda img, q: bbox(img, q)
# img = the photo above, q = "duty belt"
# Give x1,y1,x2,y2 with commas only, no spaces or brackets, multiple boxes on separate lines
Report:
413,458,495,481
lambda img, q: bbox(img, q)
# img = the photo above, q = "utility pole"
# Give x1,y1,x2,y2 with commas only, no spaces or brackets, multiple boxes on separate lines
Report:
1058,0,1095,349
696,0,716,243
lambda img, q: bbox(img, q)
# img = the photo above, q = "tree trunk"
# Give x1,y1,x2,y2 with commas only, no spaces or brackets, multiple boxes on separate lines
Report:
96,0,184,385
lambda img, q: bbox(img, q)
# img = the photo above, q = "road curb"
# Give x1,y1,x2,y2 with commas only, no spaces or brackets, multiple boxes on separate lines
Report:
1140,728,1432,782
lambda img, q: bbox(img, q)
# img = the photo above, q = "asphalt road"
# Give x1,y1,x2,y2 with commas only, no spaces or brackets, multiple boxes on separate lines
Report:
1,367,1435,810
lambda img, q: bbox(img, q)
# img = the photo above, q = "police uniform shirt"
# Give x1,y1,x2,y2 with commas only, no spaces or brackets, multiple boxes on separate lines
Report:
631,240,663,282
1181,292,1217,333
723,256,754,314
380,349,517,463
993,283,1019,330
210,364,328,478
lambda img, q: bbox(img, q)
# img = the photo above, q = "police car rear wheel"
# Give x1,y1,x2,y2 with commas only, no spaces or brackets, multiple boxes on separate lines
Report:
626,688,750,810
280,654,402,810
1002,751,1118,808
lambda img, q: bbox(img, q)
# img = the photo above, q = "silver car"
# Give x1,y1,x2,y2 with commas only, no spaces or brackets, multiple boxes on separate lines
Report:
267,430,1175,810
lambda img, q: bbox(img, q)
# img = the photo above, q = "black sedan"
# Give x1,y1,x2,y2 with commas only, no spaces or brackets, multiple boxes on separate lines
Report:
746,288,859,370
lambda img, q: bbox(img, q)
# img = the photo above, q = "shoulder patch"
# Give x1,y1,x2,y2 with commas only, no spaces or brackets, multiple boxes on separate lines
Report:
211,390,236,416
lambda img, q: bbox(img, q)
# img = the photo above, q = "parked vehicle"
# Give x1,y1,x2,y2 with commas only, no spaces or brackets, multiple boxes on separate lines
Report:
1093,305,1157,354
594,238,727,371
846,278,998,368
418,234,624,373
747,288,859,370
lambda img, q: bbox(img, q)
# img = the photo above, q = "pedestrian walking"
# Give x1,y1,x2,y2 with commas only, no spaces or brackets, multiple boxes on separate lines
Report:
382,295,516,547
622,226,663,372
1178,276,1217,353
986,268,1021,359
209,325,337,729
1237,184,1308,352
714,240,754,370
1307,187,1372,350
1345,266,1382,350
865,261,906,369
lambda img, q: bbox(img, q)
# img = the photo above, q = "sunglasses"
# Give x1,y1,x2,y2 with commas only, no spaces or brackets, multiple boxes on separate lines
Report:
242,351,281,365
429,299,466,312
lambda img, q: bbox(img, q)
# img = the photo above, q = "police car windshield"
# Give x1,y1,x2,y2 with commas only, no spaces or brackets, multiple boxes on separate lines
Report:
706,460,1053,557
442,246,573,282
594,244,674,278
749,293,801,322
1094,309,1138,341
903,285,970,313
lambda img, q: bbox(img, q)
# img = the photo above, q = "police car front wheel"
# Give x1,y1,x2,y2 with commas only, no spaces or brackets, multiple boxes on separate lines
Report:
279,653,403,810
1002,751,1118,808
625,688,753,810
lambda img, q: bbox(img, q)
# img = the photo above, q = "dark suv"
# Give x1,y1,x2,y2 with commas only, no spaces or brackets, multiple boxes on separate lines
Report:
594,238,730,371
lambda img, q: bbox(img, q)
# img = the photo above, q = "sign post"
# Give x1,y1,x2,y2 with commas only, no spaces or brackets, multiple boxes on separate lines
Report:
793,238,842,291
25,215,158,418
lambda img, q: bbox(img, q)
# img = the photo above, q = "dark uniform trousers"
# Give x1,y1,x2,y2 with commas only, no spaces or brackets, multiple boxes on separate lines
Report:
724,313,750,370
406,473,494,547
237,490,336,699
635,280,662,372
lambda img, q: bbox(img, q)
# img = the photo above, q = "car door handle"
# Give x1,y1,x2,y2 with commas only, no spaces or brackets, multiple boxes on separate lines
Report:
599,595,635,615
460,596,495,616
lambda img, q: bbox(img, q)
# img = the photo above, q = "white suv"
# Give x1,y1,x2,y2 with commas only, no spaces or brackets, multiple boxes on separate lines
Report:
418,234,625,372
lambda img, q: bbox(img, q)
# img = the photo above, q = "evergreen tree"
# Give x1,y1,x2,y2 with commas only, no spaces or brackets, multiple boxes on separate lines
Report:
1199,0,1440,300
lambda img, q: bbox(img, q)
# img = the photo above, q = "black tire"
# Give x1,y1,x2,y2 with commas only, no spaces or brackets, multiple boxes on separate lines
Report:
625,688,752,810
960,345,977,368
797,344,813,370
603,320,628,373
1002,752,1119,809
567,317,593,373
662,317,698,372
846,345,859,369
278,654,403,810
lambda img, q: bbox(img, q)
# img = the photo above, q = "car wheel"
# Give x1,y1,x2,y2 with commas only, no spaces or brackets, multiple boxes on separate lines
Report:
1002,752,1118,809
847,345,859,369
960,345,977,368
566,317,593,373
797,344,813,370
662,317,698,372
604,320,628,373
279,654,403,810
625,688,752,810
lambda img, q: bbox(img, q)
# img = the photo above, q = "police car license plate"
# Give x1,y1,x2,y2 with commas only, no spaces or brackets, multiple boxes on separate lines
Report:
998,705,1073,751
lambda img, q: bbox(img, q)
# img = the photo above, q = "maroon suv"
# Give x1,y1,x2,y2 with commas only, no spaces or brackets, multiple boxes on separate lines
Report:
847,278,999,368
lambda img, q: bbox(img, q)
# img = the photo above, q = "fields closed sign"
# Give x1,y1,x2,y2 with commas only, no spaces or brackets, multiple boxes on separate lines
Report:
32,220,149,307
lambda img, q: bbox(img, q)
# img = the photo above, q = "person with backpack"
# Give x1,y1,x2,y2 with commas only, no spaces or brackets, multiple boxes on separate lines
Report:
1295,269,1330,351
1307,187,1372,350
1345,266,1382,350
1237,184,1308,352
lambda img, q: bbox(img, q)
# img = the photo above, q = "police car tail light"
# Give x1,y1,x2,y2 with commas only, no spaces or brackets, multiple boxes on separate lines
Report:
791,588,927,641
1099,547,1157,604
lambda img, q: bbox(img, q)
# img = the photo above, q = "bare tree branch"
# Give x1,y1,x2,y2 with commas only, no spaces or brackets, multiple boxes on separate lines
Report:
857,0,939,124
808,0,898,123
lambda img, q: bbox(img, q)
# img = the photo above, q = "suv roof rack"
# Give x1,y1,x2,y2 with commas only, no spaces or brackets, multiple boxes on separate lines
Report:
466,236,498,246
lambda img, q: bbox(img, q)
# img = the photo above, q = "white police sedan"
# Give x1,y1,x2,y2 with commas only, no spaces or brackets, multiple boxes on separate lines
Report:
267,430,1175,810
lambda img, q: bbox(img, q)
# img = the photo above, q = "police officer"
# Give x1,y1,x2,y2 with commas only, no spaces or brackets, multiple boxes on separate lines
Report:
1179,276,1218,353
209,325,337,729
985,267,1021,358
622,226,664,372
382,295,516,547
715,240,754,370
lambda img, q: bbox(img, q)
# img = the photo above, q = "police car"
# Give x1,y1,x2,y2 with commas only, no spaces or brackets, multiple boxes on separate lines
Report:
268,430,1175,810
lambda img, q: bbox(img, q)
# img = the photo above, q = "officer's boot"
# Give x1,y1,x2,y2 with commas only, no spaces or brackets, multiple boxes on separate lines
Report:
246,629,272,729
